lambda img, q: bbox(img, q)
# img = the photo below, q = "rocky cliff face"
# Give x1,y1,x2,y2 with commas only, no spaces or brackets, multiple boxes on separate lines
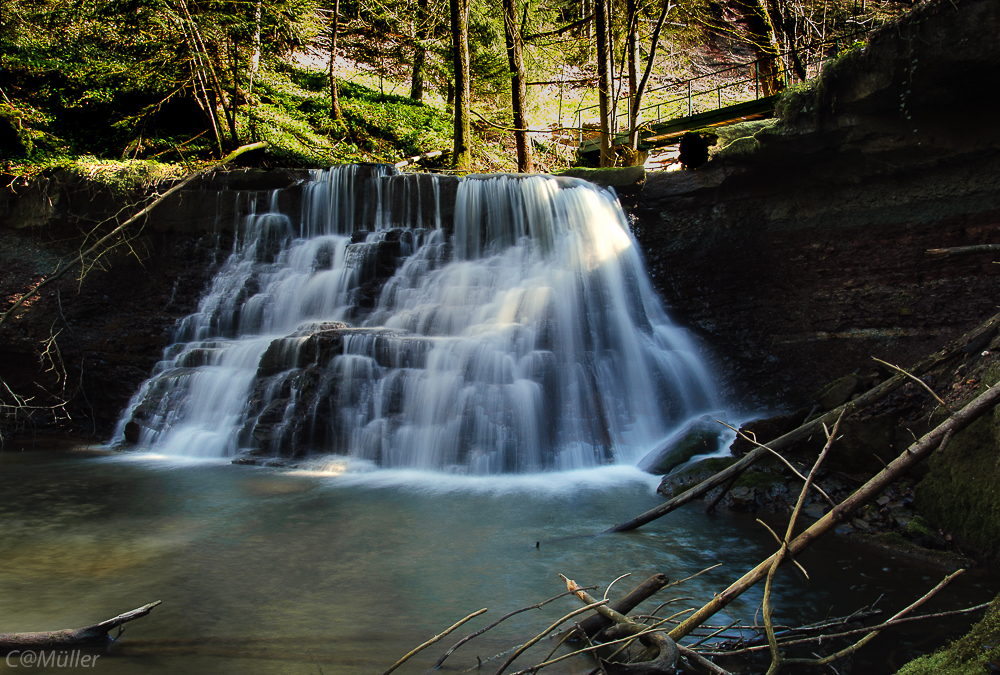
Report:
0,169,308,442
629,0,1000,408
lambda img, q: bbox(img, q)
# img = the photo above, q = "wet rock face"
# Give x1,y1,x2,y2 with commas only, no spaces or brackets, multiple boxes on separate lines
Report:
628,0,1000,410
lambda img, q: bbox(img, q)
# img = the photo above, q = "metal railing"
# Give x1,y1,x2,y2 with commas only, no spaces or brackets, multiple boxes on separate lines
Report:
574,23,880,149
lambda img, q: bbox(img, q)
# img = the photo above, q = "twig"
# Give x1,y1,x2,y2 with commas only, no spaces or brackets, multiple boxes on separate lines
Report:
872,357,953,413
925,244,1000,258
492,600,610,675
668,385,1000,642
606,310,1000,532
707,602,990,656
781,570,965,670
678,646,732,675
0,141,267,328
604,573,632,601
382,608,487,675
762,413,843,675
436,587,597,668
719,421,835,506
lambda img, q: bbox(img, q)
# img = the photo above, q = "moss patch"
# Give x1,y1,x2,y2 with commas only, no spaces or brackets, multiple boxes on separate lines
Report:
734,471,784,489
895,595,1000,675
915,369,1000,561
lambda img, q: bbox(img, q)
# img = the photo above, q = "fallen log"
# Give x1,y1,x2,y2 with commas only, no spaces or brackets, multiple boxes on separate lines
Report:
572,573,669,639
561,575,679,675
0,601,162,652
667,381,1000,641
926,244,1000,258
607,310,1000,532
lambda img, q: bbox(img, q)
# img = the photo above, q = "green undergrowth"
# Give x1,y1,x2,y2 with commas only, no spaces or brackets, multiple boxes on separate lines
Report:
895,595,1000,675
249,63,452,168
2,61,454,176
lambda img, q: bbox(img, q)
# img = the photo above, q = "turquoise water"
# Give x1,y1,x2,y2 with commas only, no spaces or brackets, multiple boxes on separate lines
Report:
0,449,993,674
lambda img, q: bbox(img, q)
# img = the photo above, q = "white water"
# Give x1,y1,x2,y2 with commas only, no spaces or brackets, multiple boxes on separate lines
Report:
116,165,718,472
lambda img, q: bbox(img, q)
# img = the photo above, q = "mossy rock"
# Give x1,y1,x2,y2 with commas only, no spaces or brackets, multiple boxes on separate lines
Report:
638,417,723,475
894,594,1000,675
915,405,1000,561
733,470,784,489
657,454,738,498
828,413,899,474
556,166,646,193
811,373,861,411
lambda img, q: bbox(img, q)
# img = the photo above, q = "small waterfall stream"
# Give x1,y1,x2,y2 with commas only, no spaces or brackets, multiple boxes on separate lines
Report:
116,165,718,472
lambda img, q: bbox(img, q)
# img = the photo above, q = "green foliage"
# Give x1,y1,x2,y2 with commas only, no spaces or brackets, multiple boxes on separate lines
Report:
246,65,452,166
67,159,188,193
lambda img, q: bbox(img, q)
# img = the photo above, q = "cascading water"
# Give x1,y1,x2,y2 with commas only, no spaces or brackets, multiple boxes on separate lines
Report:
116,164,718,472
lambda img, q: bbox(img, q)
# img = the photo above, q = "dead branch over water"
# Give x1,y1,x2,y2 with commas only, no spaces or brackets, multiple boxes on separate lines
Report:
382,317,1000,674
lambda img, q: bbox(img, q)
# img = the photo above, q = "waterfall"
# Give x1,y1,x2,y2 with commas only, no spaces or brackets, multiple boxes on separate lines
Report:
116,164,718,472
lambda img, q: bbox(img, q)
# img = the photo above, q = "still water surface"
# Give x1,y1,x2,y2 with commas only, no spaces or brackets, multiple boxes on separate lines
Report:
1,449,994,674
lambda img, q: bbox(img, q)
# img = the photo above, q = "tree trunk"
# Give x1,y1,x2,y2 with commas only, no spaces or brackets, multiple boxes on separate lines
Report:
626,0,638,102
450,0,472,170
594,0,614,166
410,0,428,101
627,0,672,162
734,0,785,96
329,0,343,120
503,0,533,172
247,0,262,99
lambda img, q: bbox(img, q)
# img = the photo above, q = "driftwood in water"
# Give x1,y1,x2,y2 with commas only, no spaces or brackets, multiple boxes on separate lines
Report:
571,573,669,639
667,381,1000,641
607,310,1000,532
0,601,162,652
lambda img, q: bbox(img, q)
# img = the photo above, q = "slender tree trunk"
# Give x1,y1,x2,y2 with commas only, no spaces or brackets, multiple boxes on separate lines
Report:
626,0,638,102
503,0,533,172
410,0,428,101
628,0,672,161
594,0,614,166
247,0,262,99
329,0,343,120
450,0,472,170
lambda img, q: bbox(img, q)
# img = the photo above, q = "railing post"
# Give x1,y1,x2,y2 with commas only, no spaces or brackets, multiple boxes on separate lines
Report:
755,61,759,99
687,80,692,116
717,86,721,109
